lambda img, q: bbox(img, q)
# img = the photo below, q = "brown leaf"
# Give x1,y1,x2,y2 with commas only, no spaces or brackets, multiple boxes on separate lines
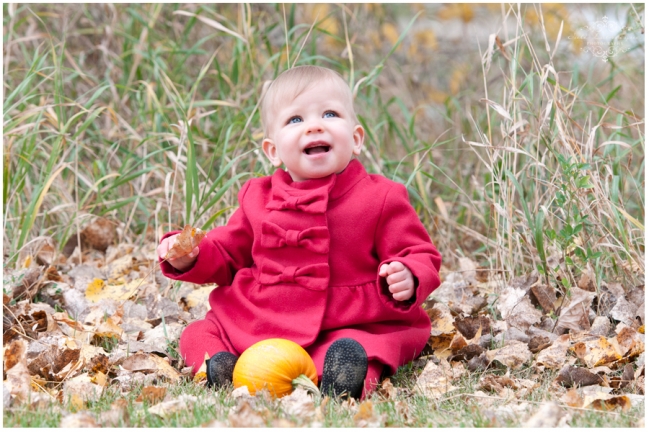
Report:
62,373,104,404
228,400,268,427
353,400,385,427
530,284,557,313
136,386,167,404
479,374,517,395
572,336,622,368
165,225,206,260
376,378,398,400
4,338,27,372
556,365,604,387
590,316,612,337
611,364,636,389
585,393,632,412
59,412,99,428
522,402,567,427
467,352,490,372
555,287,596,332
5,359,31,403
280,388,316,421
535,334,571,370
496,286,542,331
454,315,491,339
610,296,638,326
27,345,81,381
415,359,459,398
486,340,532,369
528,335,552,353
98,399,129,427
148,394,197,418
453,344,485,361
81,217,116,252
615,325,644,358
561,388,584,407
121,352,180,382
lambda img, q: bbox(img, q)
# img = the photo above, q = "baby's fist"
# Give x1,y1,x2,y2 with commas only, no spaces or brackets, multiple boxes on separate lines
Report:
157,234,199,272
379,261,415,302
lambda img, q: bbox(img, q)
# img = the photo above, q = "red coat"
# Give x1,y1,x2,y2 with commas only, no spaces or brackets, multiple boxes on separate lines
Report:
161,159,441,374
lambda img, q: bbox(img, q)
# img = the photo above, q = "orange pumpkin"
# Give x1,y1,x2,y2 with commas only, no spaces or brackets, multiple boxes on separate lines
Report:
232,338,319,398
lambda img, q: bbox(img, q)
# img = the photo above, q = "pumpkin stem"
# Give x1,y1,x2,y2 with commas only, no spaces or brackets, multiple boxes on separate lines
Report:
291,374,321,397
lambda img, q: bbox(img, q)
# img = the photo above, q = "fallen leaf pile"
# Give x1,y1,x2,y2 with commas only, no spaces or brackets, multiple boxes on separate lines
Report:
417,260,645,411
2,222,645,426
3,218,211,413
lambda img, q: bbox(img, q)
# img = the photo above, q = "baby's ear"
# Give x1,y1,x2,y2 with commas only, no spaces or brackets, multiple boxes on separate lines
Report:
262,138,283,167
352,124,365,155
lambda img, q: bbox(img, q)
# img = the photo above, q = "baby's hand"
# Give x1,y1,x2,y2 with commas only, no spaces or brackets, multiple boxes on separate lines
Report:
379,261,415,302
157,234,199,272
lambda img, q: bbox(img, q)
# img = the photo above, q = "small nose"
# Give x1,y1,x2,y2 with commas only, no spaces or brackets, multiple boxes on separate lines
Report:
305,119,324,135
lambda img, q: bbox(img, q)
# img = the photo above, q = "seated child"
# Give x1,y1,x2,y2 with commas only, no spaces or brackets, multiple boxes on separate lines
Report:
157,65,442,399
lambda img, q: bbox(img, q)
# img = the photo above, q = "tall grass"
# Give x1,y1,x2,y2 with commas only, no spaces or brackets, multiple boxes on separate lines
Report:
3,3,644,292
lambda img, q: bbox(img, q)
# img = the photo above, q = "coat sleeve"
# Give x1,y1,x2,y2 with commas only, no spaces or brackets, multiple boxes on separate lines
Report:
374,182,442,311
159,181,254,287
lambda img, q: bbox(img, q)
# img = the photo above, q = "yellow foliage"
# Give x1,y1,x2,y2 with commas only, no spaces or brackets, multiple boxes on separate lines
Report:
381,22,400,47
308,4,338,35
449,66,468,95
438,4,474,23
23,255,32,268
86,278,140,303
409,28,437,59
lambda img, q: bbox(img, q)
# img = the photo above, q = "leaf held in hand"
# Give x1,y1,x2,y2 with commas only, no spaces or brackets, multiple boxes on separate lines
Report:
166,225,206,260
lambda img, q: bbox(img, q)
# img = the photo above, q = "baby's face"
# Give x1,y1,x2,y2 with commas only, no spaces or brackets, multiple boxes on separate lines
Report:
262,79,364,182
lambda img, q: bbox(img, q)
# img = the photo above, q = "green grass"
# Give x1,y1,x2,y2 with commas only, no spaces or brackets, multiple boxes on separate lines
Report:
3,366,644,427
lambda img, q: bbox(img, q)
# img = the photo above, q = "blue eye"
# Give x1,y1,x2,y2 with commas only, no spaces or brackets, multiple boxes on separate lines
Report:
323,111,338,118
288,116,302,124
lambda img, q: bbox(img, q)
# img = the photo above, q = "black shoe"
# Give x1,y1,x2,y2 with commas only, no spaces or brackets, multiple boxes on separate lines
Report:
320,338,368,399
205,351,238,388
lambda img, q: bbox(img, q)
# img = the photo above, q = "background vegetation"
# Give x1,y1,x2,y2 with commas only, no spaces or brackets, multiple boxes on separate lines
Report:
3,3,645,427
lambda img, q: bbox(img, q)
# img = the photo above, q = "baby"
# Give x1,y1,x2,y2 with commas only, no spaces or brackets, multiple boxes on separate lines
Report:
158,66,442,399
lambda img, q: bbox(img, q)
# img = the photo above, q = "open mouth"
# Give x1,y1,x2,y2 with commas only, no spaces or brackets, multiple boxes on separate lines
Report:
304,142,331,155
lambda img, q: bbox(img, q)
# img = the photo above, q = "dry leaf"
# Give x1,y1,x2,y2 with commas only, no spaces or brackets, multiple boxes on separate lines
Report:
428,302,456,336
165,225,206,260
584,392,632,412
4,359,31,404
561,388,584,407
148,394,197,418
522,402,566,428
415,360,458,398
555,365,603,387
353,400,385,427
486,340,532,369
121,352,180,382
59,412,99,428
4,338,27,372
280,388,315,421
107,254,136,280
610,296,638,326
496,286,542,331
136,386,167,404
530,284,557,313
183,285,214,308
86,278,141,303
479,374,517,397
555,287,596,332
573,336,622,368
536,334,571,370
454,315,490,339
228,400,267,427
63,373,104,404
81,217,116,252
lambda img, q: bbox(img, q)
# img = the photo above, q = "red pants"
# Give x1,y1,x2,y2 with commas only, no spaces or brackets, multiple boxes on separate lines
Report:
179,318,384,399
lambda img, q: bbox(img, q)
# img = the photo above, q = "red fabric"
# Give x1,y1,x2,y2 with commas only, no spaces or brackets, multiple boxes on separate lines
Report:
162,159,442,379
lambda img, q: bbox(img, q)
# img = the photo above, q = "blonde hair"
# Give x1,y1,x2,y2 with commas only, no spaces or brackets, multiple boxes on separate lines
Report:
260,66,358,136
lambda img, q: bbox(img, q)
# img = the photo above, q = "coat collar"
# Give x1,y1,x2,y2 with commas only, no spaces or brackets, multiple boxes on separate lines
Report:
269,159,368,211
